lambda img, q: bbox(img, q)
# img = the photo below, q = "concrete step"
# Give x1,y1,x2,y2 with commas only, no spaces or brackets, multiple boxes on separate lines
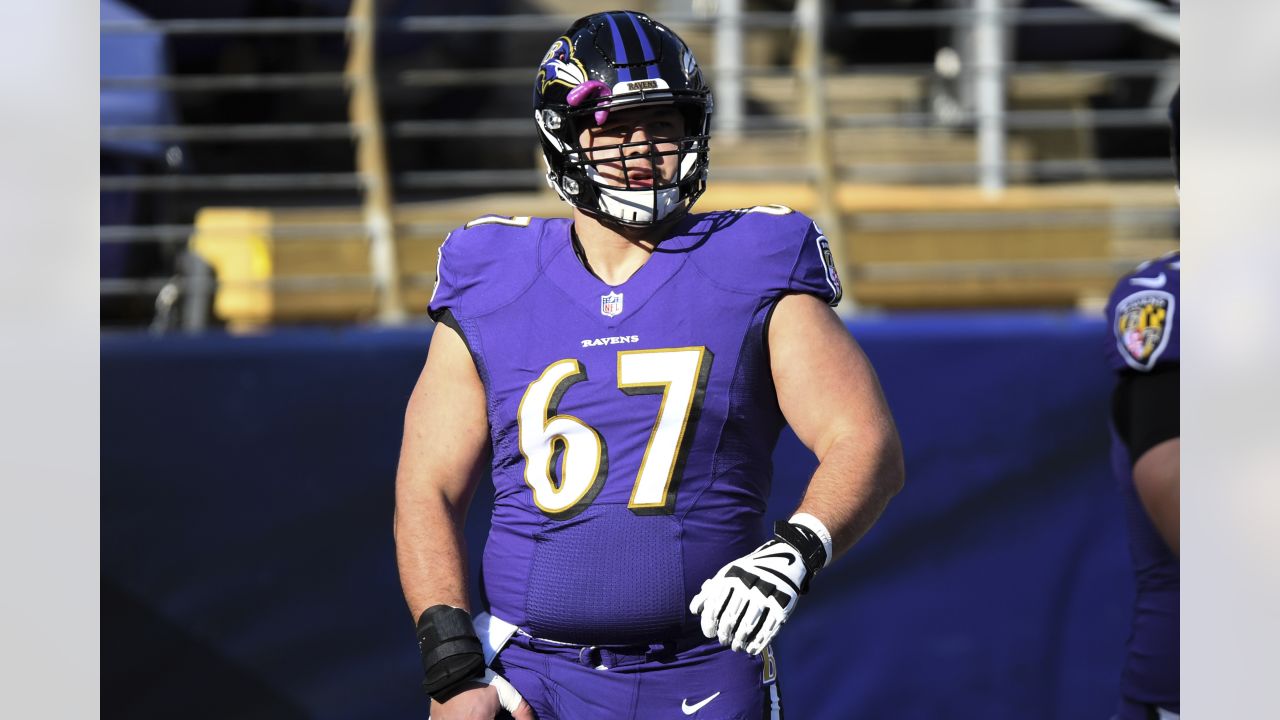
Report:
189,181,1176,326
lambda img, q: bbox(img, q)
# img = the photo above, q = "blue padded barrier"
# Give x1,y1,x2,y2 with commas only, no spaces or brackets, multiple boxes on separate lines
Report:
102,313,1131,719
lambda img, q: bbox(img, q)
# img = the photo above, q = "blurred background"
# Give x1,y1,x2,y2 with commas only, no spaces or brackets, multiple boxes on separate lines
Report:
100,0,1178,717
100,0,1179,329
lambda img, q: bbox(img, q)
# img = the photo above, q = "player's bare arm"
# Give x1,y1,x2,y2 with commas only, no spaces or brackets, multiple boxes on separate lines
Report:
395,322,488,617
770,292,904,559
1133,437,1179,556
690,292,903,654
393,323,533,720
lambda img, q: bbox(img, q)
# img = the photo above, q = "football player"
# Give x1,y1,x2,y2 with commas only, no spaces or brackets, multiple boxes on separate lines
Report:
394,12,904,719
1105,89,1179,720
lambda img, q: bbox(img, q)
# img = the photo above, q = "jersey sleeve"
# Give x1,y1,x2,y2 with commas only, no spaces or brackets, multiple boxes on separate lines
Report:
788,217,843,307
427,216,544,322
1105,254,1180,373
691,206,844,306
427,229,466,322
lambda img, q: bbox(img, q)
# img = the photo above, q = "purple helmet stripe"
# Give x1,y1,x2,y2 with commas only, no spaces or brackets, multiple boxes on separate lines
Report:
625,13,659,79
604,13,632,82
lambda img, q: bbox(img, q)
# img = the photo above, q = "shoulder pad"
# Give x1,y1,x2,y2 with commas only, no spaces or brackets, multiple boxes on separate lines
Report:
686,207,841,305
428,216,559,319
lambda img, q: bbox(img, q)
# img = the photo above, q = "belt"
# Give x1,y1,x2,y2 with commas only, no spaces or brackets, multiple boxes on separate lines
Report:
513,627,711,669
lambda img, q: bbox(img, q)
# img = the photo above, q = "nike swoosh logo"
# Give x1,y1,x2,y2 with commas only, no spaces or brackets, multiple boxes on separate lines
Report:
682,692,721,715
1129,272,1167,288
755,551,796,565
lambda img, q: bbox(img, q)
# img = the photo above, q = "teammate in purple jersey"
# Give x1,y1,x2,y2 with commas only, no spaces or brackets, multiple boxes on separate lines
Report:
1104,90,1179,720
394,11,904,719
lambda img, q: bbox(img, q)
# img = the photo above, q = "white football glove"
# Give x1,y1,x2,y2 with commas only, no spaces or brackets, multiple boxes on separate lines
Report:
689,514,833,656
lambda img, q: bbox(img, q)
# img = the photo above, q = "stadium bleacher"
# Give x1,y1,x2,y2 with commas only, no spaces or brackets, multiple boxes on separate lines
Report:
101,0,1179,329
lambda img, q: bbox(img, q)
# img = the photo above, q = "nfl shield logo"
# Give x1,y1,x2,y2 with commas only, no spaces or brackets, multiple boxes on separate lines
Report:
600,291,624,317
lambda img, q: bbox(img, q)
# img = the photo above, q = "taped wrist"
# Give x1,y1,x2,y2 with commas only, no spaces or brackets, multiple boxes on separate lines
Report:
416,605,485,701
773,516,830,593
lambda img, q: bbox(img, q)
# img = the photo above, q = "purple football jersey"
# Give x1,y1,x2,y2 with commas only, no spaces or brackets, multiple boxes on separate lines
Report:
1103,251,1179,715
429,207,840,645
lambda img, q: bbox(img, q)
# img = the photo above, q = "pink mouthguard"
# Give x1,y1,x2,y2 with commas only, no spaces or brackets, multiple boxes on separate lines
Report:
566,80,612,126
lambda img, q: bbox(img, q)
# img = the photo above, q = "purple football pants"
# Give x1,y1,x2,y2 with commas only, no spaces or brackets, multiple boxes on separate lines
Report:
492,632,782,719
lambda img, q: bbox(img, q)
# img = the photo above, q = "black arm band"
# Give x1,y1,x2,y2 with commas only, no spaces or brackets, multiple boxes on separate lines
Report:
773,521,827,591
1111,364,1179,464
415,605,486,702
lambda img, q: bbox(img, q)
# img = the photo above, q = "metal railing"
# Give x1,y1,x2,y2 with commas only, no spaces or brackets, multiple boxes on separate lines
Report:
101,1,1180,329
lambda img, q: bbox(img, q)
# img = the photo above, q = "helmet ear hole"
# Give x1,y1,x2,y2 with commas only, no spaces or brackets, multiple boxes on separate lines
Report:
562,177,580,196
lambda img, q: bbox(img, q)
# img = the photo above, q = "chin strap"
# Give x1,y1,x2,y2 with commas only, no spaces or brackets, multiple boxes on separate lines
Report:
597,185,680,224
585,165,681,224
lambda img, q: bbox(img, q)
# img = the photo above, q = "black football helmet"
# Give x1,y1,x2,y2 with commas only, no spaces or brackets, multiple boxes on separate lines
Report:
533,11,713,226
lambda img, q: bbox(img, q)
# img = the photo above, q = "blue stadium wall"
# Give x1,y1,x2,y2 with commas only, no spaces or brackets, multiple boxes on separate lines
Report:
102,313,1133,719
